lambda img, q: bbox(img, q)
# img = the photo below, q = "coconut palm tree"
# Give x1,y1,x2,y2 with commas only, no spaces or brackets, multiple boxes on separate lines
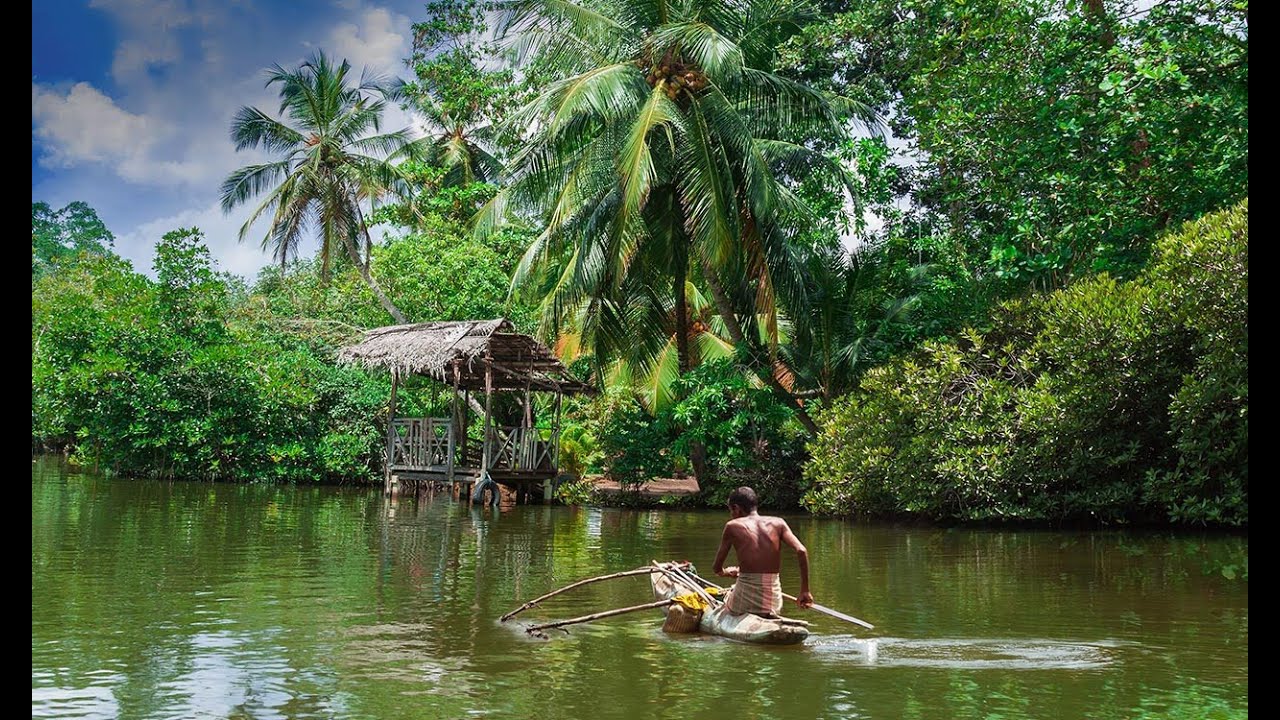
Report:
398,0,512,190
221,51,411,323
479,0,873,433
785,245,921,403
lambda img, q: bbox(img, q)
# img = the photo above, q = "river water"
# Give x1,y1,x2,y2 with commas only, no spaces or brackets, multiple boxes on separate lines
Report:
31,459,1247,719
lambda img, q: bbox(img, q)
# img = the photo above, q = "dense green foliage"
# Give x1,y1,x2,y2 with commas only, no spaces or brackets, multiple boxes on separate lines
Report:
783,0,1248,289
571,358,807,507
31,0,1247,521
804,202,1248,525
32,201,115,277
30,210,529,481
32,230,389,481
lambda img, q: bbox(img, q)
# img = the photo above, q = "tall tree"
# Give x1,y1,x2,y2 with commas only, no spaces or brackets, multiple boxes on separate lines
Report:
32,201,114,277
480,0,872,434
400,0,513,187
221,51,411,323
782,0,1248,290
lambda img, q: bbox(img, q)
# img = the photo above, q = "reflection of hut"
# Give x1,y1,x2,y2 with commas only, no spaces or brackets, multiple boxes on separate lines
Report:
339,319,595,503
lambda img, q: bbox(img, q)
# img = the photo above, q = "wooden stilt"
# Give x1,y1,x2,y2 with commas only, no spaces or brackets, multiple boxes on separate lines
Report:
448,362,460,484
477,355,494,506
384,372,399,496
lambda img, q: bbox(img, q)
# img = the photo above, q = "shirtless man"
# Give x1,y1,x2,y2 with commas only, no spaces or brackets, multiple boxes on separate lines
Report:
712,486,814,617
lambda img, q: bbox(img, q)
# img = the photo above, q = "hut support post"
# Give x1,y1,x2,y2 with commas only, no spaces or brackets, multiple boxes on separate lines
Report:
478,360,494,505
547,390,563,502
461,389,470,465
384,372,399,496
448,363,459,483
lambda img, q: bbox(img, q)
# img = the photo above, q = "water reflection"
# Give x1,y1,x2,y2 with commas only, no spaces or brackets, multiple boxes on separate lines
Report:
31,458,1247,720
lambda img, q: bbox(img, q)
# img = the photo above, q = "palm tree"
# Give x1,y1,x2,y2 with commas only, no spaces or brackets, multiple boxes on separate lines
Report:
556,276,735,412
785,246,920,403
221,51,410,323
398,71,505,188
479,0,873,433
398,0,511,189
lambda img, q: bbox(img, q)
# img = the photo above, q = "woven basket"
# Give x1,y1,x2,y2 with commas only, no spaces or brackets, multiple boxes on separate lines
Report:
662,603,703,633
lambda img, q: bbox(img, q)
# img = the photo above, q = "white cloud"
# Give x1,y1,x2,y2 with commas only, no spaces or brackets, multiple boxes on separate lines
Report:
32,82,154,167
325,7,410,75
34,0,426,276
115,200,281,279
31,80,233,186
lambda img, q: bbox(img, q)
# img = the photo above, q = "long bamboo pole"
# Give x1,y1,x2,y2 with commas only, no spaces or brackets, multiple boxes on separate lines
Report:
524,599,675,635
655,562,719,608
683,569,875,630
500,566,676,622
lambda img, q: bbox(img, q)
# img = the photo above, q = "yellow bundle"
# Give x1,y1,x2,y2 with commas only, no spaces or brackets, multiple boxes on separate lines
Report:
663,592,707,633
672,591,710,611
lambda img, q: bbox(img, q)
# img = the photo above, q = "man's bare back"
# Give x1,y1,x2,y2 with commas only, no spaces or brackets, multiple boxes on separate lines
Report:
720,515,791,573
712,487,813,607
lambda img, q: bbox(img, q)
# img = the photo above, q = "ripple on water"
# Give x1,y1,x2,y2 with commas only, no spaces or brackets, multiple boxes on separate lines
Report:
32,684,120,720
809,635,1128,670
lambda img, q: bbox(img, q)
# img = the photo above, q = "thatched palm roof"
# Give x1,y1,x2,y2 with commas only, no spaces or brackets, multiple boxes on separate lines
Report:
338,319,594,394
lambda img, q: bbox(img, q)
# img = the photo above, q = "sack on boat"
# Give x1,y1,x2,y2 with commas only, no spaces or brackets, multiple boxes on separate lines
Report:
662,591,707,633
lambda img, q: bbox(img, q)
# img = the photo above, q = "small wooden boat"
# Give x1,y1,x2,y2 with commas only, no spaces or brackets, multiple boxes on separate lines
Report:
650,567,809,645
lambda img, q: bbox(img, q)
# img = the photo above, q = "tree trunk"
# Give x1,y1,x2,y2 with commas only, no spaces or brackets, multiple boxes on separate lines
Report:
1083,0,1115,51
699,257,819,436
342,232,407,324
674,246,711,484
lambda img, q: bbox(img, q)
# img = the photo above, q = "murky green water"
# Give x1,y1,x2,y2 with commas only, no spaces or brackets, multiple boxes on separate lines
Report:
32,458,1247,719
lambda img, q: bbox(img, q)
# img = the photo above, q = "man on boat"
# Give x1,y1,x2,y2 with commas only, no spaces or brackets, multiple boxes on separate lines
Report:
712,486,813,617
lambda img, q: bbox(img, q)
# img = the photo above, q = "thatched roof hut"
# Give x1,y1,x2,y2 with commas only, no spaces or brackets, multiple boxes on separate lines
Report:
338,319,594,394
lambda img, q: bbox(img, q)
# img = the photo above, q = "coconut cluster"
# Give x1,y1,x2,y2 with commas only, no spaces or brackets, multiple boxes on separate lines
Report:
642,58,708,100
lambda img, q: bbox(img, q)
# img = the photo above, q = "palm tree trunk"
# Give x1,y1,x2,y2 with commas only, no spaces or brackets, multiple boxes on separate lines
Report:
342,233,407,324
674,257,691,376
699,256,819,436
674,246,710,484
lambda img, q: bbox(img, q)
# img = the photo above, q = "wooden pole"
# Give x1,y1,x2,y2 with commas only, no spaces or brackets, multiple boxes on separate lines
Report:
553,391,563,470
448,362,460,483
384,371,399,496
524,599,675,635
500,566,674,622
682,568,874,630
478,358,494,506
461,389,470,465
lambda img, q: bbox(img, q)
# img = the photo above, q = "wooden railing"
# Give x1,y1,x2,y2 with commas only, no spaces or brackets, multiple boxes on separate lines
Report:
389,417,453,469
389,418,558,474
488,426,557,472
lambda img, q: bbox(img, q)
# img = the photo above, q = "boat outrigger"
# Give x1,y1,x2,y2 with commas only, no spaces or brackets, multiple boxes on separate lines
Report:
499,560,868,645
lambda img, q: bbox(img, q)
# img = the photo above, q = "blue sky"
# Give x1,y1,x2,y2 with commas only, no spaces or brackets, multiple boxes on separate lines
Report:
32,0,428,278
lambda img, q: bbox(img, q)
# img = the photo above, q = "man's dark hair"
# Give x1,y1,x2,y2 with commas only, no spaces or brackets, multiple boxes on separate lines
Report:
728,486,759,512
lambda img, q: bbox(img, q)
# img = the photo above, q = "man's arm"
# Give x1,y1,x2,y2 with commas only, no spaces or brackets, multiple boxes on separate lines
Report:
712,524,738,577
781,522,813,607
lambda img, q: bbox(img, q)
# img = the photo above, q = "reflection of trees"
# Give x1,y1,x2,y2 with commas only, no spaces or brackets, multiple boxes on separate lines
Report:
33,458,1248,719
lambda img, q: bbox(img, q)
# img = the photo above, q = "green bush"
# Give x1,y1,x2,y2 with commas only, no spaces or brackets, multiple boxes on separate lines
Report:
669,360,808,509
574,359,808,508
32,230,390,483
804,201,1248,525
